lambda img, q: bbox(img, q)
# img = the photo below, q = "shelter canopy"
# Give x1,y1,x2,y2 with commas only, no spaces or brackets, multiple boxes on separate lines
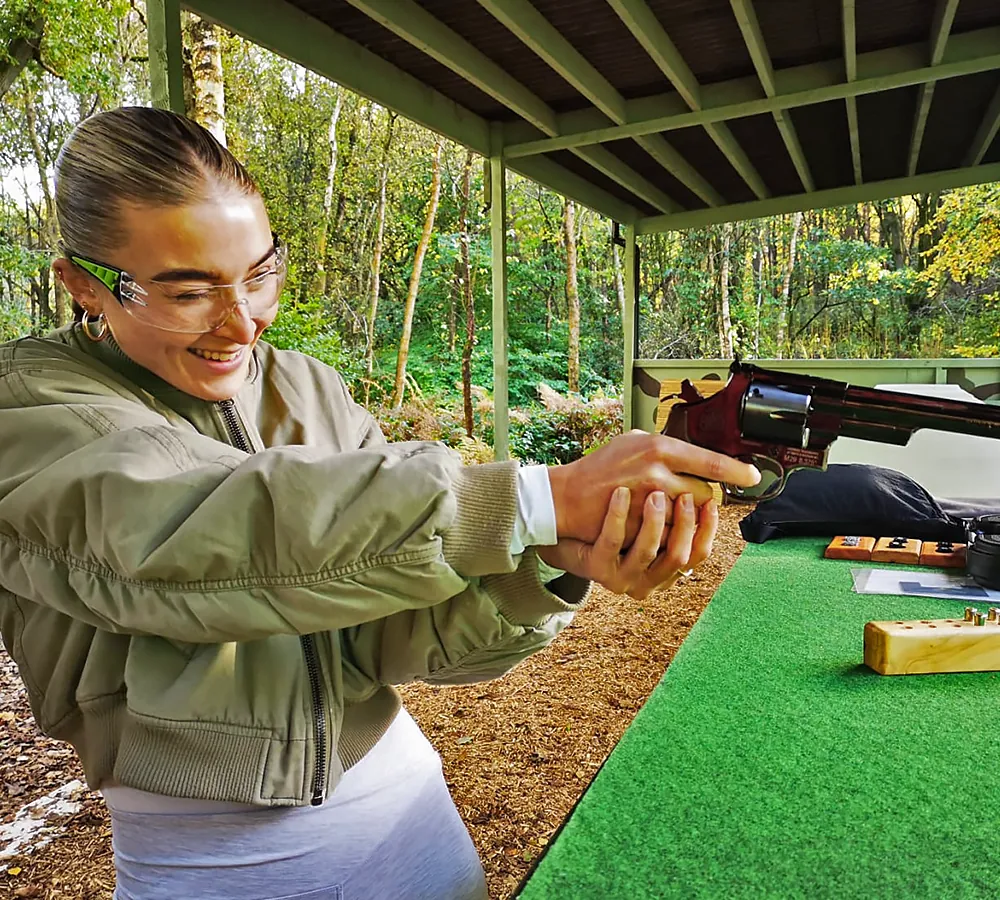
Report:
183,0,1000,232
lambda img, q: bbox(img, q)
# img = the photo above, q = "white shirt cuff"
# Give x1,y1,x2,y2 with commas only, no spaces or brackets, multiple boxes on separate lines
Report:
510,464,558,556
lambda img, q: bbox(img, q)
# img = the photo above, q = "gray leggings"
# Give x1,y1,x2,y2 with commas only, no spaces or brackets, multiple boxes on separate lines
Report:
106,710,488,900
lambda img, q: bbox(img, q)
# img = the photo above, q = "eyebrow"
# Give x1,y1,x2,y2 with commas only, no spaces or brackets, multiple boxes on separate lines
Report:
149,245,277,283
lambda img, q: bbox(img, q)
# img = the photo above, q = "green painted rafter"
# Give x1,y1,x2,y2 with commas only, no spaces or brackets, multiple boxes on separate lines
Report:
729,0,814,192
343,0,678,213
185,0,641,222
186,0,491,154
504,28,1000,157
907,0,961,176
607,0,769,200
965,82,1000,166
477,0,722,206
340,0,554,134
842,0,862,184
637,161,1000,234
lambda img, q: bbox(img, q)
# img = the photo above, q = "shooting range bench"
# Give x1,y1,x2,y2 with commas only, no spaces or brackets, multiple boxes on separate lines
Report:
517,536,1000,899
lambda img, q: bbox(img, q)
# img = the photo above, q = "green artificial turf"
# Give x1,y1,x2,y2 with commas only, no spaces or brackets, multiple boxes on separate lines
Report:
518,538,1000,900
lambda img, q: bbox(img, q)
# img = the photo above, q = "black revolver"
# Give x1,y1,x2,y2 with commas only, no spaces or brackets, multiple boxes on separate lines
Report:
663,361,1000,501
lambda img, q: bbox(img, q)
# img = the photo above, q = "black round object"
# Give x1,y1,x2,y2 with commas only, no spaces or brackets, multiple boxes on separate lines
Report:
966,515,1000,589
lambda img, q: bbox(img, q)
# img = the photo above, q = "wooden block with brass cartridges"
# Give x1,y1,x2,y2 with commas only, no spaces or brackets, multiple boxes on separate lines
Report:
864,609,1000,674
918,540,966,568
870,536,921,565
824,535,875,561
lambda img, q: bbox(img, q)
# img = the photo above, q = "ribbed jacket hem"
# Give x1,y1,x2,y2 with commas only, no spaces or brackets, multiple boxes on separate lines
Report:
484,549,591,627
444,461,520,576
66,687,403,807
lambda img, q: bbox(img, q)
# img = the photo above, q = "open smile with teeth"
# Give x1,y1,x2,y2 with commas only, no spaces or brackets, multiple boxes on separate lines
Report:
190,347,243,362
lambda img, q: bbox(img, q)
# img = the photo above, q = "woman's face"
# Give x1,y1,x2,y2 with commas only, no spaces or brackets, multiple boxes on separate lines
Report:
57,192,278,402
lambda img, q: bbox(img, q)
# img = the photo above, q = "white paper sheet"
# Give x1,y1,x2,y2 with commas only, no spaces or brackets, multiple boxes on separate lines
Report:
851,568,1000,603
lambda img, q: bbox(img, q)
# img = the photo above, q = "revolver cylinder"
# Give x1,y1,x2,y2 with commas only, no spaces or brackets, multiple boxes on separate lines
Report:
741,383,813,449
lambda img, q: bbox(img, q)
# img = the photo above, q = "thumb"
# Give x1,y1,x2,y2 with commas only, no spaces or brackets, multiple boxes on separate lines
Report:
537,540,589,573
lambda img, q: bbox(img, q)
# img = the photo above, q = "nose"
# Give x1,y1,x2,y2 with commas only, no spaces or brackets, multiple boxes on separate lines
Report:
212,298,257,343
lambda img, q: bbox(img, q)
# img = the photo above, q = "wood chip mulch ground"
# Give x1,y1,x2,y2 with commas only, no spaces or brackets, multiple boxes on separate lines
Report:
0,506,748,899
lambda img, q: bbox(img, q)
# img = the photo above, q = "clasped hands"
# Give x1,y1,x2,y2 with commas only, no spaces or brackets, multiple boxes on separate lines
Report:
539,432,760,600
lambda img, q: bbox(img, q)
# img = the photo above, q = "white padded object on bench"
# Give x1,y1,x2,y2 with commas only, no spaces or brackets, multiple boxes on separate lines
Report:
826,383,1000,500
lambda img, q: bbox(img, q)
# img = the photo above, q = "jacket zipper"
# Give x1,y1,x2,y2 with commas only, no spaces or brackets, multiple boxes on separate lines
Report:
217,398,328,806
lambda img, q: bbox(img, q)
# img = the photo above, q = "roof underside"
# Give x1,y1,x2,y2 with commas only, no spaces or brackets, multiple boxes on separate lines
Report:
189,0,1000,231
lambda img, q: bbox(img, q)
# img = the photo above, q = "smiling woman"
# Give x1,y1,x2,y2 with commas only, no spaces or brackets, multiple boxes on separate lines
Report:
50,111,281,401
0,106,758,900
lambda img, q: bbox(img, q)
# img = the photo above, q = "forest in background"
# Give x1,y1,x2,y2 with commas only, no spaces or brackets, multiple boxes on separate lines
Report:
2,2,999,463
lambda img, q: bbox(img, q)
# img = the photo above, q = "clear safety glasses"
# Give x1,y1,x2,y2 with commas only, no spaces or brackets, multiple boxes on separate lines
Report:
69,236,287,334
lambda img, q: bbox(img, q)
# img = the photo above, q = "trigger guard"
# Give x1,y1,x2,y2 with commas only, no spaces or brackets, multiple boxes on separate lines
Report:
721,482,756,504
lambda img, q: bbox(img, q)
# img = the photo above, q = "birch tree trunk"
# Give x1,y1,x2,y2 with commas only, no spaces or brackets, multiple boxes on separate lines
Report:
776,210,803,358
563,199,580,393
392,138,443,407
363,112,396,404
719,222,734,358
457,150,475,437
183,15,226,145
312,88,343,298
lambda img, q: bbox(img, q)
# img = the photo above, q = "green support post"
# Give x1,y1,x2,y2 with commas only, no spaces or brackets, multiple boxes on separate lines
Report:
490,148,509,461
623,223,636,431
147,0,186,114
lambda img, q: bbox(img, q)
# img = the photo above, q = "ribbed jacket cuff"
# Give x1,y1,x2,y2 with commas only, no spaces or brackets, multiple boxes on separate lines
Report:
443,460,520,576
483,548,591,627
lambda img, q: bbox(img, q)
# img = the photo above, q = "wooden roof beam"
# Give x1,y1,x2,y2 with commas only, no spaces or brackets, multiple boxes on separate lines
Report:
148,0,185,114
343,0,680,213
607,0,769,200
187,0,641,222
504,28,1000,156
729,0,815,192
907,0,962,176
638,161,1000,233
842,0,862,185
965,81,1000,166
477,0,720,206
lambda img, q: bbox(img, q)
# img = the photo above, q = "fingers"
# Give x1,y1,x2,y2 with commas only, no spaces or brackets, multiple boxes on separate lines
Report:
656,435,761,488
619,491,668,585
666,473,716,508
687,499,719,571
592,487,630,565
645,493,698,589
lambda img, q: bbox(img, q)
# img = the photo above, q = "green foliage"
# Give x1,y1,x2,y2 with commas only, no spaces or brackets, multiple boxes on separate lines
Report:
507,399,622,465
1,0,135,100
0,295,31,342
2,6,1000,462
264,298,349,370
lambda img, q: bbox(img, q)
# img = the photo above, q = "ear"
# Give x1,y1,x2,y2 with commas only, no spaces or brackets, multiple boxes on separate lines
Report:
52,258,103,315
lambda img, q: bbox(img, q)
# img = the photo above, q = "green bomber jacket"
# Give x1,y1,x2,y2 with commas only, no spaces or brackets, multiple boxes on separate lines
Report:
0,325,589,806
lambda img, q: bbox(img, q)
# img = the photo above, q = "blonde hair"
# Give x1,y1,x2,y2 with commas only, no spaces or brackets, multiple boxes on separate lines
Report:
56,107,260,318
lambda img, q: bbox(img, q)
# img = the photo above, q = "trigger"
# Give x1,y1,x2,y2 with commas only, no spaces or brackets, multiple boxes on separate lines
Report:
679,378,705,403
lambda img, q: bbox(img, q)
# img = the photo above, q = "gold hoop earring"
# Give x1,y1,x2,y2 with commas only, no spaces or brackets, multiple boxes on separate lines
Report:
81,309,109,342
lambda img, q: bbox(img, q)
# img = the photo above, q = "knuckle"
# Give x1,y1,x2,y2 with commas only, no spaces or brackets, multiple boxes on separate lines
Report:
665,549,690,571
704,454,726,482
637,548,658,567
